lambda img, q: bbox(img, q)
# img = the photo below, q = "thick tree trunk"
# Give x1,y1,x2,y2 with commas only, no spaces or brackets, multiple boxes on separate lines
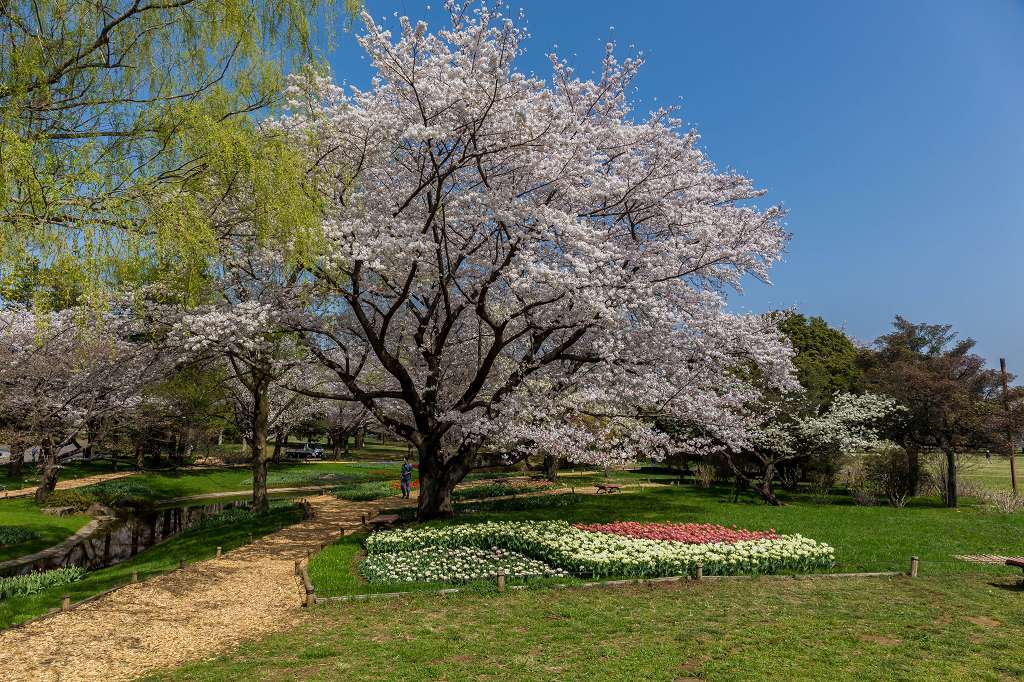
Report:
34,440,59,504
753,479,783,506
354,427,365,450
905,445,921,496
943,448,958,508
134,443,145,470
416,447,471,521
7,448,24,478
543,453,559,482
250,385,271,513
272,431,284,465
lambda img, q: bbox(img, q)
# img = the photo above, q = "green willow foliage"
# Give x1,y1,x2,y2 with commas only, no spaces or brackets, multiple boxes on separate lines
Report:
0,0,360,307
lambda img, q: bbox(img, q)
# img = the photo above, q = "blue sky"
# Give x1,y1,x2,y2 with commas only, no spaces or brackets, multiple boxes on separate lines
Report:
323,1,1024,372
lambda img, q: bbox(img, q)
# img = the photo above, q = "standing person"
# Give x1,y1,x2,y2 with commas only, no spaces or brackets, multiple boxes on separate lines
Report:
400,458,414,499
985,449,992,463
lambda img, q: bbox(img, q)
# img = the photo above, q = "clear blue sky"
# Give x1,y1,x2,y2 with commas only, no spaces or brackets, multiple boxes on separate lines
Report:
323,1,1024,373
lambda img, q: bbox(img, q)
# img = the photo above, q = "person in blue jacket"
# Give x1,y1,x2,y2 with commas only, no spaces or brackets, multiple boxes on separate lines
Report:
400,458,414,499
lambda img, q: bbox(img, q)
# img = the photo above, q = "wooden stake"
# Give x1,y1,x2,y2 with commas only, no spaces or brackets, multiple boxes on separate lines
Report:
131,570,138,583
910,556,919,578
696,563,703,580
1000,359,1018,495
496,568,506,592
62,594,70,611
216,546,222,559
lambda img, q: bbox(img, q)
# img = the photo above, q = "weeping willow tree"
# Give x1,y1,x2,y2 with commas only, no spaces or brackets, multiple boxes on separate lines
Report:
0,0,360,306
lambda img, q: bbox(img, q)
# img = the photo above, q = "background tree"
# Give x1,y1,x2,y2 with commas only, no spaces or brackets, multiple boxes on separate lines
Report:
779,313,862,406
862,316,1004,507
0,0,356,307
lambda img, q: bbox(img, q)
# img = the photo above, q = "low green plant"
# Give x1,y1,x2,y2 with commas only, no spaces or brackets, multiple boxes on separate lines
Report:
43,481,156,511
452,482,517,501
0,566,86,600
333,481,396,501
0,526,41,546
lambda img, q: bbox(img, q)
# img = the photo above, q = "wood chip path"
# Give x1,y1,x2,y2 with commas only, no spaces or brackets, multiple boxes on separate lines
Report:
0,494,412,682
2,471,138,499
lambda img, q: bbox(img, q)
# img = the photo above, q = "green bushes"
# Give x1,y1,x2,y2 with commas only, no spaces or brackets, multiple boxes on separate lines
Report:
43,481,156,511
332,481,396,501
0,526,40,546
0,567,86,600
190,502,303,532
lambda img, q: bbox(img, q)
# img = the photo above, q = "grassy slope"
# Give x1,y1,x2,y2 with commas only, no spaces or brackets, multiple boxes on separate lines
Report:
0,504,306,629
150,573,1024,682
0,499,90,562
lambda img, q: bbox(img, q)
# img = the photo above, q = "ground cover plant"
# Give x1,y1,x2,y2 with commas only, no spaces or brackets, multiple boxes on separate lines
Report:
0,498,90,562
0,567,86,600
452,480,556,501
332,481,396,502
0,526,40,546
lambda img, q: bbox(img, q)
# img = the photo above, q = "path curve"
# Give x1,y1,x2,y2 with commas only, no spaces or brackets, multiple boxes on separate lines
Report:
2,471,138,499
0,494,412,682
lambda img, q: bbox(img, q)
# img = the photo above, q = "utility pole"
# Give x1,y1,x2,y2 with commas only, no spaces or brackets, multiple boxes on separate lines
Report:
1000,358,1018,495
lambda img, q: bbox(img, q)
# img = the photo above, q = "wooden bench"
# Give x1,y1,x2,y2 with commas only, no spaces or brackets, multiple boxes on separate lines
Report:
366,514,400,531
595,483,622,494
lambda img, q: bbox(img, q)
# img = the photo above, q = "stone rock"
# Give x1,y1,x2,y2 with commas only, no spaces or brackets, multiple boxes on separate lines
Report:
86,502,116,518
40,506,77,517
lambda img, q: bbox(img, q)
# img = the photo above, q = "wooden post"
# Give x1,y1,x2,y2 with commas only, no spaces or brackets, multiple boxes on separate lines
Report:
1000,359,1019,495
696,563,703,580
62,594,70,611
910,556,919,578
179,559,186,570
131,570,138,583
305,586,315,607
361,514,367,526
216,546,222,559
248,533,254,544
496,568,506,592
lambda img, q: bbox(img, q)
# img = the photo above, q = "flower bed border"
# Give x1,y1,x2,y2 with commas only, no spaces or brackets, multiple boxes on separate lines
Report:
309,568,908,604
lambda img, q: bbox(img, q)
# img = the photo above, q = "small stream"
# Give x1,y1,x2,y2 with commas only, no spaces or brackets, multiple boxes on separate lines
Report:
3,500,255,577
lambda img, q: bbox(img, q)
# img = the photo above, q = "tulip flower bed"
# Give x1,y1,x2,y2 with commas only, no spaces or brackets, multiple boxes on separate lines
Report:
361,546,570,584
573,522,779,544
363,520,834,583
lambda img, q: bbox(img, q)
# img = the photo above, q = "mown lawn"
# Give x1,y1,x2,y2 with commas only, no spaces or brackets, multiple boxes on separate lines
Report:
0,503,306,629
149,572,1024,682
0,498,90,562
307,482,1024,602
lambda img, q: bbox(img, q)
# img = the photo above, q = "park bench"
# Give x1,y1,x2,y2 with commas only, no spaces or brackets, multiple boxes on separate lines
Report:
366,514,400,531
595,483,622,494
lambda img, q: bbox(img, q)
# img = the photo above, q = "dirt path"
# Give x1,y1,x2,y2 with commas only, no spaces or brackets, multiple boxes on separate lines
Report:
0,495,413,682
2,471,138,499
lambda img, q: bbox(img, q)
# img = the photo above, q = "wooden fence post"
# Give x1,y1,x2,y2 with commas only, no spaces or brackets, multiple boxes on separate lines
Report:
696,563,703,581
496,569,506,592
910,556,919,578
131,570,138,583
62,594,70,611
216,546,222,558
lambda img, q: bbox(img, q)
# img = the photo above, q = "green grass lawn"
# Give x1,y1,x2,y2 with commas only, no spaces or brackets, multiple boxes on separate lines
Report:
308,482,1024,602
148,572,1024,682
0,498,90,562
961,453,1020,493
0,503,306,629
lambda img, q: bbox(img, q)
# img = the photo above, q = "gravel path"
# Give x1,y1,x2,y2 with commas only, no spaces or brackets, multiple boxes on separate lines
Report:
0,495,411,682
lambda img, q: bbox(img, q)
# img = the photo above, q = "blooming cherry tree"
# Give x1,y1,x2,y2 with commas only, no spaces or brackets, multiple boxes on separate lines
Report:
276,4,795,519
